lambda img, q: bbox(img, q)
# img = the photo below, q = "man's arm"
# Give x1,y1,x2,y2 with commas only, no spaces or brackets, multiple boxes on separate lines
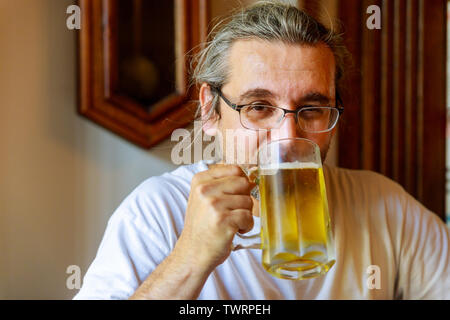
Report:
130,164,255,299
129,236,211,299
395,191,450,299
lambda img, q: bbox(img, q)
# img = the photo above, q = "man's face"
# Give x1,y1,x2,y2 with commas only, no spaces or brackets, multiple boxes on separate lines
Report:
201,39,337,164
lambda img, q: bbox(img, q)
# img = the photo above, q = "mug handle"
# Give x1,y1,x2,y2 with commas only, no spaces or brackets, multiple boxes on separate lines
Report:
231,165,262,251
232,229,261,250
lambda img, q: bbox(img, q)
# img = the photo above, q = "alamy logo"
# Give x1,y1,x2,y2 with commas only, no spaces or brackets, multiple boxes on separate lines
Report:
170,121,275,165
366,265,381,290
66,265,82,290
66,5,81,30
366,5,381,30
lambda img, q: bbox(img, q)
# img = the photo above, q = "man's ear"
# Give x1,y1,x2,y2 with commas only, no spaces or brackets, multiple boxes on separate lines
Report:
199,83,219,136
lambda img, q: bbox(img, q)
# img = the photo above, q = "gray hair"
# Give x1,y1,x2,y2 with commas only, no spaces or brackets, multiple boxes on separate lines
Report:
190,0,350,120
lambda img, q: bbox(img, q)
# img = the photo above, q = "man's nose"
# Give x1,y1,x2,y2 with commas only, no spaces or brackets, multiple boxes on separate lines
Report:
271,113,305,140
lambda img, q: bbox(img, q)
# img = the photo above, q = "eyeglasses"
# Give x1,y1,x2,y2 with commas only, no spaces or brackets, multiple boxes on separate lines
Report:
211,87,344,133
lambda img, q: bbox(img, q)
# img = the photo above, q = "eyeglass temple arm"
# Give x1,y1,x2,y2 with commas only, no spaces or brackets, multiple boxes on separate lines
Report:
211,86,239,110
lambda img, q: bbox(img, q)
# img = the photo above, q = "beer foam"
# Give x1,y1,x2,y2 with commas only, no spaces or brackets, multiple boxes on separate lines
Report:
259,161,320,175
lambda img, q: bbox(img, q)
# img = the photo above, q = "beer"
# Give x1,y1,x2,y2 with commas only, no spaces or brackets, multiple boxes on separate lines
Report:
232,138,336,280
259,162,335,280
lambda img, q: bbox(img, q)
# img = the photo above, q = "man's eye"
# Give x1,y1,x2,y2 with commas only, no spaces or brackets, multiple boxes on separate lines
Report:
249,105,272,112
303,108,323,114
300,108,327,119
243,105,277,120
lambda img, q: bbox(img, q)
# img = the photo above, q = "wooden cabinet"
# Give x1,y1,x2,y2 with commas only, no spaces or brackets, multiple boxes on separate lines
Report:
337,0,447,220
78,0,208,148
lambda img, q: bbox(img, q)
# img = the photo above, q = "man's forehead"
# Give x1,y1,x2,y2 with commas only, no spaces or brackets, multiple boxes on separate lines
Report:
229,39,334,66
226,39,336,97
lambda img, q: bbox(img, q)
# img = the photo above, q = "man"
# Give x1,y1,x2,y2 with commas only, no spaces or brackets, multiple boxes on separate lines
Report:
74,2,450,299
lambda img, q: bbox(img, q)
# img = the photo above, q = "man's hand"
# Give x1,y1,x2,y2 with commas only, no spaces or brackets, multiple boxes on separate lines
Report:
176,164,256,273
130,164,256,300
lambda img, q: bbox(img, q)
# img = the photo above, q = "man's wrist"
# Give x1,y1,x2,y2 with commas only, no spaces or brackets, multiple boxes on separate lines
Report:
130,244,211,300
172,235,215,278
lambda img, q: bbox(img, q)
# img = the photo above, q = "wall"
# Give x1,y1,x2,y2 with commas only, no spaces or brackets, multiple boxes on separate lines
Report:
0,0,338,299
0,0,178,299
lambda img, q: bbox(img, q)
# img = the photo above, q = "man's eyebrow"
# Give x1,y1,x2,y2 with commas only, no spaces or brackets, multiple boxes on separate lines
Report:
300,92,332,105
238,88,276,102
238,89,332,105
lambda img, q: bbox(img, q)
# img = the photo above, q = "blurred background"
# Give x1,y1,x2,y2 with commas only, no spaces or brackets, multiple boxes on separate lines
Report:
0,0,447,299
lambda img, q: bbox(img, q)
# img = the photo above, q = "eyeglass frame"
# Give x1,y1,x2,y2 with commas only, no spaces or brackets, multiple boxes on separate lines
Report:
210,86,344,133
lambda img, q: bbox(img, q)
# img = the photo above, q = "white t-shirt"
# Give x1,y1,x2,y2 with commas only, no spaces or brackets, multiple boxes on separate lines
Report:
73,161,450,300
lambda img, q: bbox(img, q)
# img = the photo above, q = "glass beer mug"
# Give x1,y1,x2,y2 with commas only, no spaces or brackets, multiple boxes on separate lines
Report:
232,138,335,280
